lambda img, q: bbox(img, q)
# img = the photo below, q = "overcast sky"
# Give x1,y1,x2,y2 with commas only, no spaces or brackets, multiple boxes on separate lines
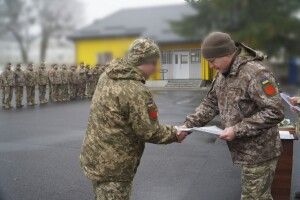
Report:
80,0,185,25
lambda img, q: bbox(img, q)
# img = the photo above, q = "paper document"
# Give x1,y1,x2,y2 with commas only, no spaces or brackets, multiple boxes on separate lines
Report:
279,131,294,140
179,126,222,135
280,93,300,112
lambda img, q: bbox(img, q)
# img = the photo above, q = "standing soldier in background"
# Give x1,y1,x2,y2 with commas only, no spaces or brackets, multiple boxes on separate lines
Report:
77,62,87,99
91,65,100,96
37,63,49,104
48,64,55,102
2,63,15,109
60,64,70,102
86,65,94,99
96,63,106,77
0,73,3,107
25,63,37,106
69,65,78,100
14,63,26,108
49,64,62,102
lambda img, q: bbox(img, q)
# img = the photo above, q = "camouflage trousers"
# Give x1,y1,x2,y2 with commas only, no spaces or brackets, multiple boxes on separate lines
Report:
51,84,60,102
60,84,70,101
241,158,278,200
77,83,86,98
38,85,48,104
15,86,24,107
69,83,77,100
26,86,35,106
3,86,13,108
92,181,132,200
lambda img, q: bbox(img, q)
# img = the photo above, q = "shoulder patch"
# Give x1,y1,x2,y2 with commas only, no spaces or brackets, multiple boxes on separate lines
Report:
147,98,158,120
261,79,277,96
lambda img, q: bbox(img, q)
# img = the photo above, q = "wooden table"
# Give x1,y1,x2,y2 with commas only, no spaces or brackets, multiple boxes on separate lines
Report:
271,129,298,200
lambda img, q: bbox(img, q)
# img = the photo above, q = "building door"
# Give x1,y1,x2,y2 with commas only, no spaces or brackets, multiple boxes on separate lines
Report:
173,51,189,79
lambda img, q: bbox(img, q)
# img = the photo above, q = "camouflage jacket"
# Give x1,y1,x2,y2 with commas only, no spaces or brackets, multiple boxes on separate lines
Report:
80,58,177,182
61,69,69,84
2,70,15,87
185,43,284,165
86,69,94,83
25,70,37,86
69,70,79,84
78,68,86,84
49,69,62,85
37,69,48,85
15,69,26,86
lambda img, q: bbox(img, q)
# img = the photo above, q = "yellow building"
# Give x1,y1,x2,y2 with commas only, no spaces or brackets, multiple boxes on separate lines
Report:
70,4,214,80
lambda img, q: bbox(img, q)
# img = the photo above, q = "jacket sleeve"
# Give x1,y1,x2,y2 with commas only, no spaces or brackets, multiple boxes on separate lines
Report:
184,79,219,128
233,70,284,138
128,88,178,144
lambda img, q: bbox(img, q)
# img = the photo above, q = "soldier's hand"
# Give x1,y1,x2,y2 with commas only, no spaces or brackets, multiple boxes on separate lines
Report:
219,127,235,141
289,97,298,106
176,131,189,143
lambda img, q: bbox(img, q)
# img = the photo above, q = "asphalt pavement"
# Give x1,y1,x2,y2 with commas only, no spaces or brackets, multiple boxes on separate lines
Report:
0,90,299,200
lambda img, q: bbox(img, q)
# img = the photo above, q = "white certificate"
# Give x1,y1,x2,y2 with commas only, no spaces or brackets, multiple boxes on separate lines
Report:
280,93,300,112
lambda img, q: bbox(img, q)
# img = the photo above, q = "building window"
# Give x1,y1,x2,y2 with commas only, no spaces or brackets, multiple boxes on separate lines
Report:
175,54,178,64
190,49,201,64
161,51,172,64
181,55,189,64
97,52,112,65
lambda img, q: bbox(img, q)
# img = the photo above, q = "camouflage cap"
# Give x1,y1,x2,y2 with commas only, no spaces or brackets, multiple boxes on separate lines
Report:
127,38,160,66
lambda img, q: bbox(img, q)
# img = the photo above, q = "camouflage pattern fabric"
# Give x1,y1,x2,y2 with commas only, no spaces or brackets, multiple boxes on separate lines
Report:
49,67,62,102
60,66,70,101
92,181,132,200
15,86,24,108
38,85,47,104
185,43,284,165
15,66,25,107
69,66,78,100
25,67,37,106
37,66,48,104
241,158,278,200
2,66,15,109
80,57,177,183
77,65,87,99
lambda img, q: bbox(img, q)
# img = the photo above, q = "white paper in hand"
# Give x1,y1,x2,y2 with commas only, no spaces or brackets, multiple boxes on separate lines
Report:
178,126,222,135
280,93,300,112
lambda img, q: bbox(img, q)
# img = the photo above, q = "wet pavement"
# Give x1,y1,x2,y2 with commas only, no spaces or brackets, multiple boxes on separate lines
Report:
0,90,299,200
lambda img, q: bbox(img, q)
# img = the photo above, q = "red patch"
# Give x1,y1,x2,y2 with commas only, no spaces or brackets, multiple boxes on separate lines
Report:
263,83,276,96
148,110,158,120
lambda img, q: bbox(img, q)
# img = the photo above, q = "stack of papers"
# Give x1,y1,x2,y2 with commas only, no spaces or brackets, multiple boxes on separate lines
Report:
280,93,300,112
279,131,294,140
179,126,222,135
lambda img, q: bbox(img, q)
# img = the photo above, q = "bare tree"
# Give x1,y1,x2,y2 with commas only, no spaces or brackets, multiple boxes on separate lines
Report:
0,0,37,63
34,0,83,62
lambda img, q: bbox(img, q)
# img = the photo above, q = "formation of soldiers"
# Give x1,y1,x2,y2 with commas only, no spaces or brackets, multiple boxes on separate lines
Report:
0,62,106,109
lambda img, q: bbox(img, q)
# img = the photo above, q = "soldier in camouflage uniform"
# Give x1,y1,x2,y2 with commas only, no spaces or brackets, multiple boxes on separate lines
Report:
37,63,49,104
60,64,70,102
77,62,87,99
183,32,284,200
0,73,3,106
86,65,95,99
48,64,62,102
25,63,37,106
14,63,26,108
69,65,79,100
80,38,188,200
1,63,15,109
